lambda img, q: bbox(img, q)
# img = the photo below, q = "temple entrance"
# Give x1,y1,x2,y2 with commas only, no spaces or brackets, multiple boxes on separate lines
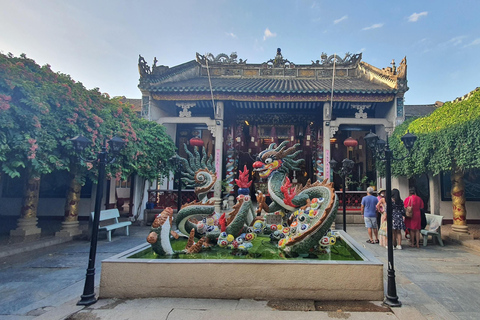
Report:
229,110,321,198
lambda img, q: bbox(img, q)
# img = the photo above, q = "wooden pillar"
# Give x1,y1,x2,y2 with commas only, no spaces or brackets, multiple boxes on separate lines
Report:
11,175,42,239
56,174,83,238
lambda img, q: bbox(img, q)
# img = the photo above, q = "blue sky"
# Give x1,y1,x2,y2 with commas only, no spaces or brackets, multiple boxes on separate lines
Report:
1,0,479,105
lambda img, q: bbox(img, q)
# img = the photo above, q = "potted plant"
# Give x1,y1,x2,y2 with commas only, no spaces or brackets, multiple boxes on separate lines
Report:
359,175,369,190
345,174,357,191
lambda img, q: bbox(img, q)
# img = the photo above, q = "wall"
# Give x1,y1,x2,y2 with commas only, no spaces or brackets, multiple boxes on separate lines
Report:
0,197,94,217
440,201,480,222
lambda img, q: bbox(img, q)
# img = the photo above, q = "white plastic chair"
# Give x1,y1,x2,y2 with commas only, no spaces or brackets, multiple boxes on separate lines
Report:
421,214,444,246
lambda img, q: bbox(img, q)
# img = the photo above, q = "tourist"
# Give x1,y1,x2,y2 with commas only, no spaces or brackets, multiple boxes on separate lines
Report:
361,187,379,244
391,189,406,250
376,189,387,248
404,187,424,248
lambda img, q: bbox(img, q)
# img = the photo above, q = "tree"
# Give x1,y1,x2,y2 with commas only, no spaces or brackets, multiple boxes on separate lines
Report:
390,88,480,233
0,53,175,234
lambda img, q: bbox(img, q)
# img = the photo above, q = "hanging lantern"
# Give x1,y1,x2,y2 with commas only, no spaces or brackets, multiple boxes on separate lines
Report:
189,136,204,147
305,126,312,147
235,125,243,148
343,137,358,148
271,126,278,145
290,125,295,142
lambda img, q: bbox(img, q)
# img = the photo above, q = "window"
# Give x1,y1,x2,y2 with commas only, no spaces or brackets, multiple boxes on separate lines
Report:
441,169,480,201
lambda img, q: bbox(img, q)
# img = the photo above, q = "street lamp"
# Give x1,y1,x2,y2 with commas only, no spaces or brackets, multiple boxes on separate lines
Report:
70,135,125,306
329,158,355,232
169,154,184,212
364,130,417,307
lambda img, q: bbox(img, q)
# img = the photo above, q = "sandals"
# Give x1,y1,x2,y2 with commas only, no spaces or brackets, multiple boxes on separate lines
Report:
375,239,380,244
366,239,374,244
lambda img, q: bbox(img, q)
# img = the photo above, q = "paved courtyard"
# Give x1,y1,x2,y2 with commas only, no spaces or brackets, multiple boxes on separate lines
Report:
0,222,479,320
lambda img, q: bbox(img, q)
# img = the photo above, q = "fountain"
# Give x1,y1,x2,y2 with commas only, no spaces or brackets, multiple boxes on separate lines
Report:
99,142,383,301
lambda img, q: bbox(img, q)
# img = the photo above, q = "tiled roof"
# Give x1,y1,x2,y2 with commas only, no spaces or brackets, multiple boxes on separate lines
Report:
145,77,395,95
405,104,437,118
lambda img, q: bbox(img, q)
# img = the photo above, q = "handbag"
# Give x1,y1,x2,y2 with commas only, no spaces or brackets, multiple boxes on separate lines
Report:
405,197,413,218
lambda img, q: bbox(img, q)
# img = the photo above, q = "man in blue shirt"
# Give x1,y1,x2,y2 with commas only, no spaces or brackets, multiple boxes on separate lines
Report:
361,187,379,244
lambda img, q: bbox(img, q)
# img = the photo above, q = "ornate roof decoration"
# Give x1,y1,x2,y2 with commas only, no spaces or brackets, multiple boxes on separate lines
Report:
138,49,408,97
311,52,362,66
263,48,295,68
196,52,247,65
138,55,171,78
358,57,408,92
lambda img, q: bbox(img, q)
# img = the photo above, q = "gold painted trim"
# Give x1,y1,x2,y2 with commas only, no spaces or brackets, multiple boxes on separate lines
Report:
151,93,394,103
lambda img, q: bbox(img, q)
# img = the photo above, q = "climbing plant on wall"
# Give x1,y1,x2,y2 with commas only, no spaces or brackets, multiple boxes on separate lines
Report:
389,87,480,231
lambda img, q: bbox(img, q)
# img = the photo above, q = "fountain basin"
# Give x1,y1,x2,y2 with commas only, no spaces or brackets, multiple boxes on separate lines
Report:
99,231,383,301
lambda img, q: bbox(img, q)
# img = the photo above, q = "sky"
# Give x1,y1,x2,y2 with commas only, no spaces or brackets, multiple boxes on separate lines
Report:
1,0,479,105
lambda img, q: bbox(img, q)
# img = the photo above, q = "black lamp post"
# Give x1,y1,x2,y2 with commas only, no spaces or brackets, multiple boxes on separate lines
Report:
170,154,184,212
329,158,355,232
70,135,125,306
364,130,417,307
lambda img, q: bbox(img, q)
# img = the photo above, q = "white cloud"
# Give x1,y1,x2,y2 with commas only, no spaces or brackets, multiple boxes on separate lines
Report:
440,36,466,47
408,11,428,22
263,28,277,41
362,23,384,31
465,38,480,47
225,32,237,38
334,15,348,24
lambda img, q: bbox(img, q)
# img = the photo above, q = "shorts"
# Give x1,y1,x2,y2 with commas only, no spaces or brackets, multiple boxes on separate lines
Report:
364,217,378,229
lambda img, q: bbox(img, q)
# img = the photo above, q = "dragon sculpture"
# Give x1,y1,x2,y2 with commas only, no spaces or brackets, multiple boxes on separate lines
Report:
147,147,256,254
147,141,338,256
252,141,338,254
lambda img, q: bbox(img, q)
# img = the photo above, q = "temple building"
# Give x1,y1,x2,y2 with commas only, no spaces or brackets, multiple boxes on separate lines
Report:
138,49,408,209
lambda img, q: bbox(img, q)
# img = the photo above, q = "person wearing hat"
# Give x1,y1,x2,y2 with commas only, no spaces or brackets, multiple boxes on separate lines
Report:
376,189,387,248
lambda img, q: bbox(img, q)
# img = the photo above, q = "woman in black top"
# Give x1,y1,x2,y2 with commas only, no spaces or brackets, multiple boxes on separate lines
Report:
392,189,406,249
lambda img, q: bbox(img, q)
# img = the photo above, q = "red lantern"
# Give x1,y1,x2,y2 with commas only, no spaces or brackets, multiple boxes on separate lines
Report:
343,137,358,148
189,136,204,147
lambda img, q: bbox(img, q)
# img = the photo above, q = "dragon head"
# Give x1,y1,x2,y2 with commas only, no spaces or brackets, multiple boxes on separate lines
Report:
252,141,303,178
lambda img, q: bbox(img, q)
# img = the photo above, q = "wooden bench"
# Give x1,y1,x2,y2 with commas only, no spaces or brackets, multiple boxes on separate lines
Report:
421,214,444,246
91,209,132,242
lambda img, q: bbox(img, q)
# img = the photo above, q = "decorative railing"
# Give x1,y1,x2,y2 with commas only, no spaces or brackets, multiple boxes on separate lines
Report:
147,189,368,212
147,189,213,210
335,191,368,213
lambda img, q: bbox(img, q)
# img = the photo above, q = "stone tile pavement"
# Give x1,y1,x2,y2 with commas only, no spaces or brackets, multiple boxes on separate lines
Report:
0,222,479,320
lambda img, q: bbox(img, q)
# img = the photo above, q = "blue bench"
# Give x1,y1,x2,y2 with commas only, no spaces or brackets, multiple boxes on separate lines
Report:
91,209,132,242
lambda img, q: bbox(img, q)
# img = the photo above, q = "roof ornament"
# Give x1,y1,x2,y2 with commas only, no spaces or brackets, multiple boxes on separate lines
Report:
264,48,294,68
396,57,407,79
311,52,362,66
138,55,151,76
138,55,169,78
195,52,247,65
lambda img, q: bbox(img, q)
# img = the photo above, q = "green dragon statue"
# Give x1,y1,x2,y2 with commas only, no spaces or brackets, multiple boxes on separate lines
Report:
147,141,338,256
252,141,338,254
147,146,256,254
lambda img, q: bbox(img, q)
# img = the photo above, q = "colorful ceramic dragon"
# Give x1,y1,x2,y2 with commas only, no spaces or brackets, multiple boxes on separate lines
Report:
147,142,338,256
147,147,256,255
252,141,338,254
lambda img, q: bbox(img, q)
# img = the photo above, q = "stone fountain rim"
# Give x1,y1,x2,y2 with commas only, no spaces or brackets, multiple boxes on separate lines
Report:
102,230,382,266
